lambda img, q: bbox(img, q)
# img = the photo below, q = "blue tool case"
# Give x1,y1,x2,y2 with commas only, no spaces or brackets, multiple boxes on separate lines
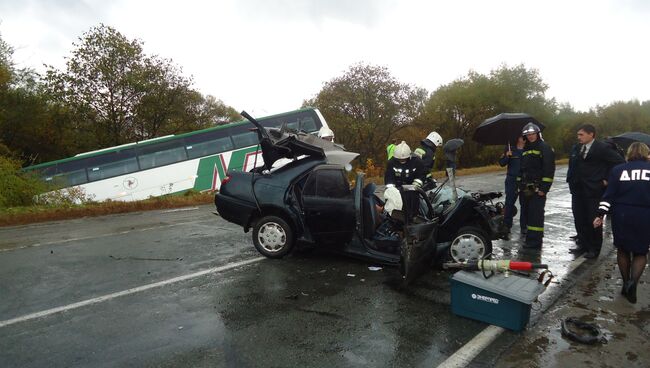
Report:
450,271,546,331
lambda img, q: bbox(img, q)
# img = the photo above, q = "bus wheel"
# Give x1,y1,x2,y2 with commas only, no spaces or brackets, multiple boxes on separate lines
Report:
252,216,294,258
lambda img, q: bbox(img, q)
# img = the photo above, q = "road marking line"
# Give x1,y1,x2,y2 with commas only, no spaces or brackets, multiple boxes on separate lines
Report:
0,220,210,253
436,325,505,368
0,257,264,329
436,254,588,368
162,207,199,213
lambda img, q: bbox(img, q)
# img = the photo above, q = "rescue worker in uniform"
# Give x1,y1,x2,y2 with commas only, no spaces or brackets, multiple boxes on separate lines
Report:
594,142,650,303
414,131,443,188
518,123,555,248
498,135,526,239
384,141,426,219
385,141,426,188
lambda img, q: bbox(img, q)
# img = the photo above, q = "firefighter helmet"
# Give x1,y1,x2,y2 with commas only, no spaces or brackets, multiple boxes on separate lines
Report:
318,127,335,141
522,122,541,135
393,141,411,160
425,131,443,147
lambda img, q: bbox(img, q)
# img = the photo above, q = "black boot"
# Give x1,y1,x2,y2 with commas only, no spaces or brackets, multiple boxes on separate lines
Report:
625,281,637,304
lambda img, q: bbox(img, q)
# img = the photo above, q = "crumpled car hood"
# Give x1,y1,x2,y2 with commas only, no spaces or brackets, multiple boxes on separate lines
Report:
265,128,359,168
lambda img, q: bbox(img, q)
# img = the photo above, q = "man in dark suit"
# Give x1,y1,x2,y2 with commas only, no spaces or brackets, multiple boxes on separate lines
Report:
566,143,582,243
570,124,625,258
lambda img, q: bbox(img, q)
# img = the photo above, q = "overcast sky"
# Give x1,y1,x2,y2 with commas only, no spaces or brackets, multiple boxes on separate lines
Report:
1,0,649,116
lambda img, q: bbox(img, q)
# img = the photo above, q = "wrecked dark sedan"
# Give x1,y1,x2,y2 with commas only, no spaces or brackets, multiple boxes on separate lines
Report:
215,112,506,280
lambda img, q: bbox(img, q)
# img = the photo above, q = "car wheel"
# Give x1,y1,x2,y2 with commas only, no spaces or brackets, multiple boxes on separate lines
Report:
449,226,492,263
252,215,294,258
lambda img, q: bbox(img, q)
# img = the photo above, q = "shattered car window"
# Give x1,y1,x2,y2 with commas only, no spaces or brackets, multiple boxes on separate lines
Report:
303,169,349,198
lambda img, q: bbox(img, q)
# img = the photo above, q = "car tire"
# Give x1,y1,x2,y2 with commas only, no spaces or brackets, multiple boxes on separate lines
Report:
252,215,294,258
448,225,492,263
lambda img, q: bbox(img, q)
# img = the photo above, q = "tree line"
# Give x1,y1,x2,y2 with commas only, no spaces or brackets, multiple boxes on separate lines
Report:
2,24,650,174
0,25,239,166
306,63,650,169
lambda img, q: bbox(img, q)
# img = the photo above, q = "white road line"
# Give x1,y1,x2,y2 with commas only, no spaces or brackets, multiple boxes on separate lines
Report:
435,254,588,368
162,207,199,213
436,326,505,368
0,221,201,253
0,257,265,329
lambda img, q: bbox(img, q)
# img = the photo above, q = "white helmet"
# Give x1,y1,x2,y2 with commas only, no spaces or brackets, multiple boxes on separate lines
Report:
426,131,443,147
522,122,540,135
318,127,334,140
393,141,411,160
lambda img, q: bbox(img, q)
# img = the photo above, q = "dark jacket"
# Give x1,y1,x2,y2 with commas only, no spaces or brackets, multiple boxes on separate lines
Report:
414,140,437,171
498,145,524,177
598,160,650,214
384,156,426,187
566,143,581,194
572,139,625,198
519,139,556,193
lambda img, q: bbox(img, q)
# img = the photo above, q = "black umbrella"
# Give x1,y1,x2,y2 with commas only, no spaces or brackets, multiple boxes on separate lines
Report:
609,132,650,151
472,113,545,145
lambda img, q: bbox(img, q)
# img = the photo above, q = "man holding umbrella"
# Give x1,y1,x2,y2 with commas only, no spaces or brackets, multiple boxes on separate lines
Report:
473,113,547,241
518,123,555,248
498,135,527,239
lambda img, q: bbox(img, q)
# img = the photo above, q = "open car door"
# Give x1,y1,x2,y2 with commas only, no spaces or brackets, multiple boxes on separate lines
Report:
398,188,440,285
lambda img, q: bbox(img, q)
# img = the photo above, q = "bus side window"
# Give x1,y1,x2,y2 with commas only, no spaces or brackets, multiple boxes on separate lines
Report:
52,160,90,187
230,125,259,149
184,129,234,159
87,149,139,181
299,117,317,132
137,140,188,170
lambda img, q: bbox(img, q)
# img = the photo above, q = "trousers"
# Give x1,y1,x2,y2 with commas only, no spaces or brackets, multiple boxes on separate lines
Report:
504,175,525,231
573,194,602,254
521,190,546,247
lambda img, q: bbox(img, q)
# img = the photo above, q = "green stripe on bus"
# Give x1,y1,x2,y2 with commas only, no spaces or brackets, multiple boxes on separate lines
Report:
194,146,260,191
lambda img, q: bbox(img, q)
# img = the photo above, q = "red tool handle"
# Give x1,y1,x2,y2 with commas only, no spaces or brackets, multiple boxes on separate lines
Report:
509,262,548,271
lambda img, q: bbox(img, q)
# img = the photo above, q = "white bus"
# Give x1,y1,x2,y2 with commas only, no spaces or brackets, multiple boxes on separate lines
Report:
24,108,330,202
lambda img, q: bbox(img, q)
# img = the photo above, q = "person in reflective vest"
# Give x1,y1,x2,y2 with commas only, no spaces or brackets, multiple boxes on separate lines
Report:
594,142,650,303
414,131,443,187
386,139,398,160
385,141,425,188
384,141,426,219
518,122,555,248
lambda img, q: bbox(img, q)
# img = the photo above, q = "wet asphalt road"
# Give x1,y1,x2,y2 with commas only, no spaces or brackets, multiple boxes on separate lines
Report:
0,165,597,367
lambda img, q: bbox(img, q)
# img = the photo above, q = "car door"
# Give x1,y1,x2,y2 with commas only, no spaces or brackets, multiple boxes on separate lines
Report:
302,166,355,244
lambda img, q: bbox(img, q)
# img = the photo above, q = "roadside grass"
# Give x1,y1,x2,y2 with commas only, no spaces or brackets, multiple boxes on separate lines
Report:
0,159,569,227
0,192,214,227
